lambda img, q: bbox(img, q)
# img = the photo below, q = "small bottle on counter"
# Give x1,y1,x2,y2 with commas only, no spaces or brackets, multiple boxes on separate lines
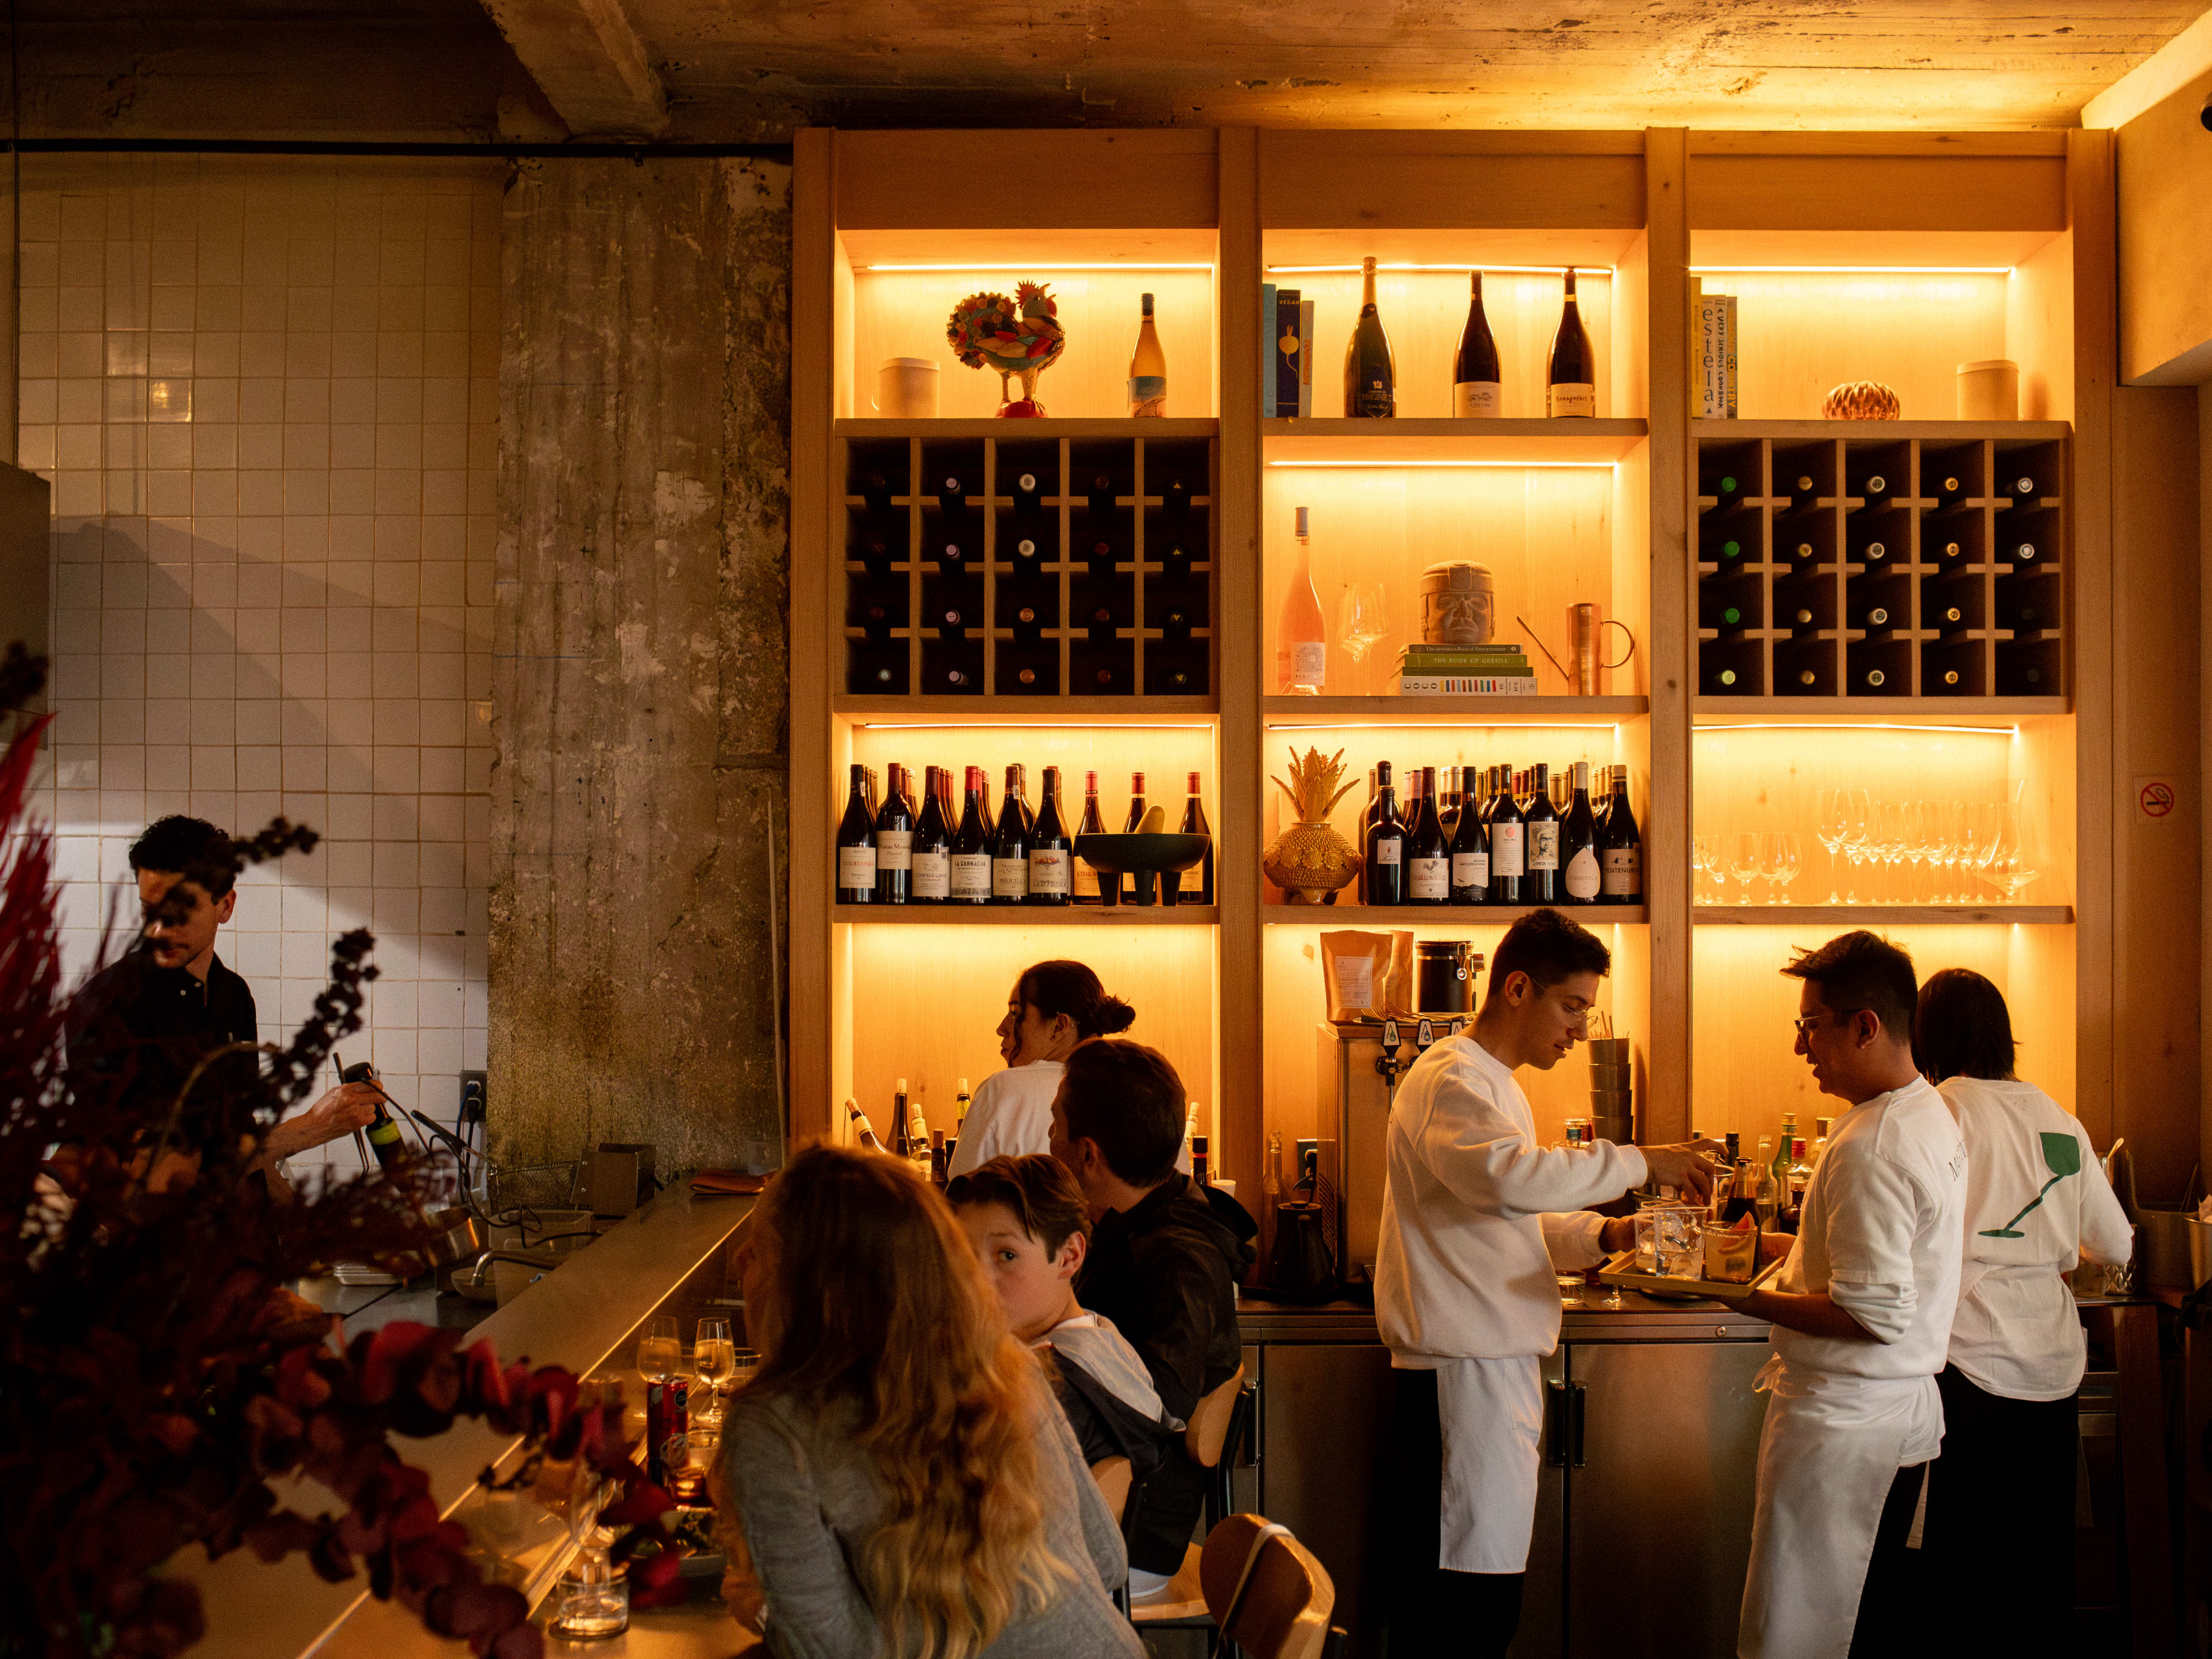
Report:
1191,1134,1211,1187
929,1130,949,1188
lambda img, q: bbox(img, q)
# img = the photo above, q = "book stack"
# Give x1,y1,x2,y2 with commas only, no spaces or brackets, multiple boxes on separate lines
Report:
1397,642,1539,696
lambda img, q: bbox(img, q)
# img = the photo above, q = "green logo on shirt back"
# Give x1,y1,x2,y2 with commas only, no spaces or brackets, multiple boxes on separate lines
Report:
1979,1132,2081,1238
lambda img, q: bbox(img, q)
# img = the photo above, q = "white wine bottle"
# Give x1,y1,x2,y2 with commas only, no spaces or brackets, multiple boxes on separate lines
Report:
1343,256,1396,418
1546,268,1596,418
1453,271,1502,416
1128,292,1166,416
1277,505,1326,694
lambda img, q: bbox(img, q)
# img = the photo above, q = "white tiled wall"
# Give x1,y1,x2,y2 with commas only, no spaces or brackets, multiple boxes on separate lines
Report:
24,154,502,1166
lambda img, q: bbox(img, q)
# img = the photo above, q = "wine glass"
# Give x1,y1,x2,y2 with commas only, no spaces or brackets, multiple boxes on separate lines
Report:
1339,584,1389,664
692,1317,734,1430
1838,789,1872,903
552,1376,630,1640
1899,801,1929,903
1690,835,1721,904
1816,787,1850,903
1984,782,2038,901
1762,832,1802,904
1729,831,1762,904
636,1316,681,1385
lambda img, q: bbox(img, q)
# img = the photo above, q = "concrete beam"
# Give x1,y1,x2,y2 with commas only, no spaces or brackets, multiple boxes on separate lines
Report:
476,0,668,138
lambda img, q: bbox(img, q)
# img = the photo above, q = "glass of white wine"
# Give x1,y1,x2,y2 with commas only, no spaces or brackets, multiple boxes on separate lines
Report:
636,1316,681,1386
692,1317,735,1430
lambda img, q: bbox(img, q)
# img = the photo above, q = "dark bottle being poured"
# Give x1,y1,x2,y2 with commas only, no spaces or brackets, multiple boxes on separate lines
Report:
1343,256,1397,418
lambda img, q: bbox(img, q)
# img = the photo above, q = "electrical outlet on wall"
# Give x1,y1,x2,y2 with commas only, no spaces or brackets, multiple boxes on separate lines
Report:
459,1071,487,1124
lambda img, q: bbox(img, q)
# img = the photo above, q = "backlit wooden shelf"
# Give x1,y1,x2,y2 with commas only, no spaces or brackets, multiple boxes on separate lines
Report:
1263,417,1647,465
834,695,1218,723
1693,696,2070,723
1266,904,1648,925
835,418,1219,441
1692,418,2073,443
1266,695,1646,723
834,904,1215,925
1693,904,2073,926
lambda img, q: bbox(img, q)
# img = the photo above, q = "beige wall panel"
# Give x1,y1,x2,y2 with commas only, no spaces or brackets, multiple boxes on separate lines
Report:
835,130,1218,229
1688,155,2067,233
1260,132,1645,230
2115,65,2212,384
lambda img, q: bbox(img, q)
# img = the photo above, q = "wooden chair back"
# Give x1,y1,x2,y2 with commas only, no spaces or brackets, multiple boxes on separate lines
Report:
1194,1514,1336,1659
1184,1364,1245,1470
1088,1455,1132,1525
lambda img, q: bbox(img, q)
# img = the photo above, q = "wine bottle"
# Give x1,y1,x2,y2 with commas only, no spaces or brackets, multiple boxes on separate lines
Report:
874,763,914,904
938,472,969,514
1489,767,1526,905
1524,763,1560,903
949,765,992,904
1930,603,1971,637
1600,765,1642,903
1931,473,1968,510
911,766,950,903
1546,268,1596,418
892,1078,913,1159
1179,770,1214,906
1449,767,1491,905
991,763,1031,904
1088,472,1118,518
1365,761,1408,905
1452,271,1502,417
1072,768,1106,903
1438,767,1461,842
1700,589,1755,634
2001,469,2039,496
845,1099,886,1153
836,762,877,903
1850,600,1895,631
1129,292,1167,417
1277,505,1327,694
1028,766,1071,905
1704,664,1748,694
1010,469,1045,517
935,529,971,573
1406,767,1449,906
1122,771,1147,902
1343,256,1396,418
2005,538,2041,564
1857,666,1892,691
1847,463,1890,498
1852,533,1890,564
1560,761,1601,905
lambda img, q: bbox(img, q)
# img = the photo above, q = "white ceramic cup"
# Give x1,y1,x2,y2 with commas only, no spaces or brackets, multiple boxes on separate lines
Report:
873,357,939,418
1957,359,2019,421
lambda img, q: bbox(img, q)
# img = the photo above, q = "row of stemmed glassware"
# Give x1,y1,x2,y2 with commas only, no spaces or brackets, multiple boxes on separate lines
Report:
1813,783,2039,905
1691,831,1805,904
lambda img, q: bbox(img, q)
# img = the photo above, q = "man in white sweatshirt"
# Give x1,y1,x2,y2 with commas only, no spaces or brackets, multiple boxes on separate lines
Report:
1737,930,1966,1659
1375,909,1724,1659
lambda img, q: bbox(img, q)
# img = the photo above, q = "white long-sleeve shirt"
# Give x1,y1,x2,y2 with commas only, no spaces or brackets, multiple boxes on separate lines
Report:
1941,1075,2133,1400
1374,1033,1647,1364
1770,1075,1967,1380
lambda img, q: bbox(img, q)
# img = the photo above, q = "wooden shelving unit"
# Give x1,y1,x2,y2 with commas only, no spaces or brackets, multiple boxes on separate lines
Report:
834,905,1218,925
791,125,2118,1194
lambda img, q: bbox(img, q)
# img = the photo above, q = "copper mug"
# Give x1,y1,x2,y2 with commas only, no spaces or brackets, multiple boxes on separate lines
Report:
1567,603,1636,695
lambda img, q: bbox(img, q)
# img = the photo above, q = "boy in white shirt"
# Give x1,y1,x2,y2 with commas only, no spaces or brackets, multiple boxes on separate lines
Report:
1738,931,1967,1659
1374,909,1722,1658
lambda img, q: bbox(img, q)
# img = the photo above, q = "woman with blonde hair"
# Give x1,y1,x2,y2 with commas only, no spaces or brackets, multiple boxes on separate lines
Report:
721,1143,1143,1659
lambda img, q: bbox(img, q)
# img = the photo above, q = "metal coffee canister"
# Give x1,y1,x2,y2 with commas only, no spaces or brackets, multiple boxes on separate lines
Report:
1415,940,1478,1014
1420,562,1497,645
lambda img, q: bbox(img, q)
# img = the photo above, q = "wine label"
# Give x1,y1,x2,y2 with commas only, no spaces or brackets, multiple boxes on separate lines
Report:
993,856,1030,898
1028,847,1071,895
1128,376,1167,417
874,830,912,872
1565,845,1601,900
949,853,991,900
912,850,950,900
1529,823,1561,871
1547,382,1596,418
838,846,877,890
1451,850,1490,892
1453,381,1503,418
1409,855,1448,901
1372,839,1402,866
1072,858,1100,899
1289,641,1327,687
1601,847,1641,896
1492,823,1526,877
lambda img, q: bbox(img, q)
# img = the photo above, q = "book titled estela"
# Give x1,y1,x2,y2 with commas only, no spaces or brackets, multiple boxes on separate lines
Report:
1694,279,1738,419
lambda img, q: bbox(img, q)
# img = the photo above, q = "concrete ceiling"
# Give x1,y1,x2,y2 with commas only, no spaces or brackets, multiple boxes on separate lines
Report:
480,0,2210,138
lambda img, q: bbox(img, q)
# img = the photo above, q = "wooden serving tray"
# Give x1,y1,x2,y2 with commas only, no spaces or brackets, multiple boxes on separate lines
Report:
1597,1249,1787,1305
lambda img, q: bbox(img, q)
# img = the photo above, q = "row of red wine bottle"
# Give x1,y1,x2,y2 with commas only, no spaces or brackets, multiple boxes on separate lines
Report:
1340,259,1597,419
836,765,1214,906
1357,760,1641,907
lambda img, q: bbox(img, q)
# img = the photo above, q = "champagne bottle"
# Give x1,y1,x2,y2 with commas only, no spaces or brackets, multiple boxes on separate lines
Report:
1449,767,1491,904
1546,268,1596,418
1523,762,1560,903
1364,761,1407,905
911,766,950,903
1343,256,1396,418
874,762,914,904
1179,771,1214,906
1489,767,1527,905
1128,291,1167,417
991,763,1031,904
1406,767,1449,905
1452,271,1502,417
836,762,876,902
1072,768,1106,903
1600,765,1642,903
1277,505,1327,694
949,765,991,903
1027,766,1071,906
1560,761,1601,904
845,1099,885,1153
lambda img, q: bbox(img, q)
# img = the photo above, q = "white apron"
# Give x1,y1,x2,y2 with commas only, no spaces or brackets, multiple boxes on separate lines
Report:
1436,1354,1546,1574
1737,1357,1941,1659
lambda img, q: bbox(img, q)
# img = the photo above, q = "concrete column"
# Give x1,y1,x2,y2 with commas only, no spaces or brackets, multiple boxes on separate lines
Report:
490,156,791,1174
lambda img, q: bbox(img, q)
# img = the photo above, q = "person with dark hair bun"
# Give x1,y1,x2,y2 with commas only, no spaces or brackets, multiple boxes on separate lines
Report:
1914,968,2130,1658
948,961,1141,1178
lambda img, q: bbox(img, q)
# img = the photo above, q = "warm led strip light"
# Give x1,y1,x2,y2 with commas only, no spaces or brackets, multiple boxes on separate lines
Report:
863,262,1215,272
1270,722,1627,733
1266,460,1618,471
1688,265,2013,275
1266,263,1614,275
850,720,1217,732
1698,722,2017,736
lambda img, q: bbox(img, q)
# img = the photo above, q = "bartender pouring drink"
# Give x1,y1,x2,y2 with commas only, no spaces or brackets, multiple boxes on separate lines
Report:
1738,931,1966,1659
1375,910,1723,1658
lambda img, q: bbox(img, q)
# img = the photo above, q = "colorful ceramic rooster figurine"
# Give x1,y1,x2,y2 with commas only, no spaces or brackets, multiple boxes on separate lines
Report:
946,280,1066,416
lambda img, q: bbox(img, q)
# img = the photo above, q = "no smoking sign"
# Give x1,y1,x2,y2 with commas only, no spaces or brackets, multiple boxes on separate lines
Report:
2136,777,2177,820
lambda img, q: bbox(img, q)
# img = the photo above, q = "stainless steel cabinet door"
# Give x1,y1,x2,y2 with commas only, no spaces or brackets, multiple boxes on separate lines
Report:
1507,1350,1568,1659
1563,1342,1770,1658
